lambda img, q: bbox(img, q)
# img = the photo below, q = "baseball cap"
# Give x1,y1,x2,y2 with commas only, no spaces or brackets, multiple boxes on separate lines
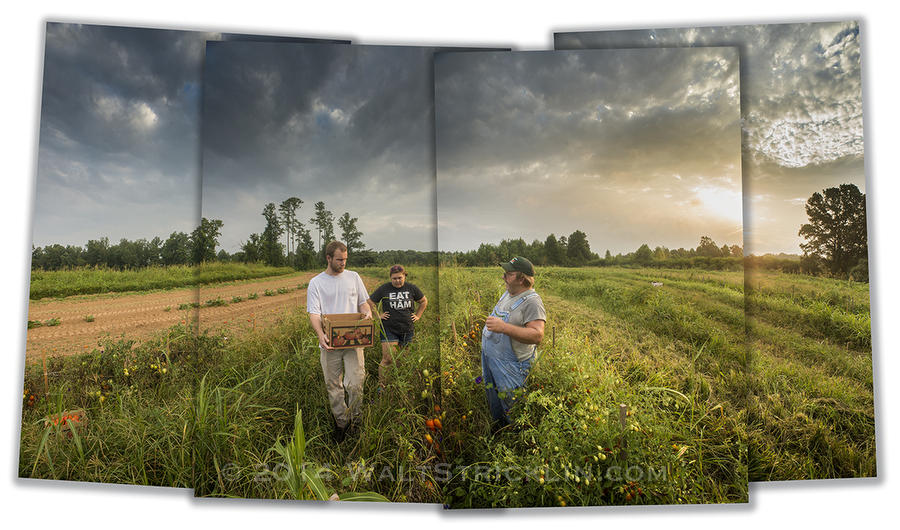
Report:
501,256,535,276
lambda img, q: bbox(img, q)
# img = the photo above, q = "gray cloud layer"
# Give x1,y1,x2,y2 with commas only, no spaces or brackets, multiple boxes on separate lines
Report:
435,48,742,254
33,23,342,248
556,22,864,254
202,43,479,253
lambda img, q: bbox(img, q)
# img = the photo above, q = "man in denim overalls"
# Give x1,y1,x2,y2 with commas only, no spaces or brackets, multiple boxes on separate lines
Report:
481,256,547,430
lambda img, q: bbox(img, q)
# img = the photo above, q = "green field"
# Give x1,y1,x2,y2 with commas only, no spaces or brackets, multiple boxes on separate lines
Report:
745,268,874,480
29,263,295,299
20,266,441,502
18,264,873,501
439,265,873,508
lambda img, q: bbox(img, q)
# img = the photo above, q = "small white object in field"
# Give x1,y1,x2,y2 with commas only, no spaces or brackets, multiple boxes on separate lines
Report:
651,282,663,287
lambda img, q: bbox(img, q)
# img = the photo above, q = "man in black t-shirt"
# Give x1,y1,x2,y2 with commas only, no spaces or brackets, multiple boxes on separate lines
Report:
367,265,427,386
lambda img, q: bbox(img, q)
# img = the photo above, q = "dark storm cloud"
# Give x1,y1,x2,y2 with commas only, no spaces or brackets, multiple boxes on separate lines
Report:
434,48,742,253
201,44,486,252
556,22,864,254
202,44,433,190
33,23,345,248
37,24,214,194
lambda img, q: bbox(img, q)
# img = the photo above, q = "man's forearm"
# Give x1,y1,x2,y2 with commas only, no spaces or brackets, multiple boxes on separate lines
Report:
309,314,326,339
502,322,543,345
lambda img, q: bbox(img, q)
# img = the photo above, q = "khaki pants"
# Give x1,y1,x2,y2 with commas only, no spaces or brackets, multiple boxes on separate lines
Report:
319,347,365,428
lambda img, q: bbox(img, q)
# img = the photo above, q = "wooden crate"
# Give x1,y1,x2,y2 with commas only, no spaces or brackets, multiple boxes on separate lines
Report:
323,313,374,349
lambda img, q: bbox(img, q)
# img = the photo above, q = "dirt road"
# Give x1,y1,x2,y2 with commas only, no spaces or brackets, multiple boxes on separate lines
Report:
25,272,379,361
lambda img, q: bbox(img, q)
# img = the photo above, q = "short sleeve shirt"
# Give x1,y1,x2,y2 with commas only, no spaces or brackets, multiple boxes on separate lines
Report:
496,289,547,361
306,270,369,315
369,282,425,334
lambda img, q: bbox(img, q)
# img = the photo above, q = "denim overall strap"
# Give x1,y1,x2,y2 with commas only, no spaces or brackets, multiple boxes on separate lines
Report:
508,291,538,314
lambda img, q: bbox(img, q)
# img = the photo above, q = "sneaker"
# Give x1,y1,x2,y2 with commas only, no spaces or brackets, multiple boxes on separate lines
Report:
334,421,348,443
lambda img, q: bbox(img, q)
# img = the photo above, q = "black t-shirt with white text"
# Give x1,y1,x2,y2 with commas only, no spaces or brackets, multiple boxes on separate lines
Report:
369,282,425,335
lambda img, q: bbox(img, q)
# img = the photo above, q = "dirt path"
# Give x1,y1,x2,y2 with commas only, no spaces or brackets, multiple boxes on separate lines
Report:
25,272,381,361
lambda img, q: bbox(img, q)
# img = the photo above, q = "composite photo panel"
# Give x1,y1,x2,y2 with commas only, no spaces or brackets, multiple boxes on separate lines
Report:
434,47,747,507
197,41,501,502
20,22,346,488
556,22,874,482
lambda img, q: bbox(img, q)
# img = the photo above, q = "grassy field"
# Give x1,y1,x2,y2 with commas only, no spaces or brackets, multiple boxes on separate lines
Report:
440,266,748,507
18,263,873,501
29,263,295,299
745,268,874,480
439,265,873,507
20,266,442,502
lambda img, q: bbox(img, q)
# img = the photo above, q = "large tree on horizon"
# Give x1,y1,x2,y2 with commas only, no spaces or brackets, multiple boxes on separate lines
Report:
566,229,592,265
310,201,335,256
799,183,867,277
261,203,284,266
338,212,365,255
190,218,223,264
279,197,303,258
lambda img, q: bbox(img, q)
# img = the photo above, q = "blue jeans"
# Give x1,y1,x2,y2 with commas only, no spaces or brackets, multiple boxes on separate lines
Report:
381,327,414,348
481,347,533,426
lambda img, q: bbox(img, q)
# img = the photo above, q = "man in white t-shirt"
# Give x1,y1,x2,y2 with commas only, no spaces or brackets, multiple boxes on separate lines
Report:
306,240,372,442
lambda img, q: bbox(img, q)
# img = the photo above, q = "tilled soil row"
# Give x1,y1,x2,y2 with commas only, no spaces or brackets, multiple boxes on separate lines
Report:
25,272,323,361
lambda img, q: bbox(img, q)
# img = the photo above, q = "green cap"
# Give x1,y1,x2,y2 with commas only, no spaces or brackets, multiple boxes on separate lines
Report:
501,256,535,276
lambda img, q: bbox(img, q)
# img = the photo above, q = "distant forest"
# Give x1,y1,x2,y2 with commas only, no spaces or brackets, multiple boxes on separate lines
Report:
440,230,743,270
31,198,439,272
31,184,868,282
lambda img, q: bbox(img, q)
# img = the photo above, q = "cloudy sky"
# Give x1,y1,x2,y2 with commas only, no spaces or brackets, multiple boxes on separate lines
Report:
202,42,477,253
556,22,864,255
32,23,341,249
434,48,743,255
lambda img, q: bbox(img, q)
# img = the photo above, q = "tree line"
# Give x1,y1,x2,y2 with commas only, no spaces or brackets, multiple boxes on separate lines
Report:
31,183,868,282
31,198,437,271
440,230,743,270
31,217,224,271
441,183,869,282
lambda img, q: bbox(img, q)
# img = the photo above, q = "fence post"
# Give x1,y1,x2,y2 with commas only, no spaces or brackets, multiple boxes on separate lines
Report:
618,403,628,459
42,357,49,395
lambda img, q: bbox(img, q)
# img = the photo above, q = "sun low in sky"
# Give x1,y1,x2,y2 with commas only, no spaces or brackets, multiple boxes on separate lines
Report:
556,22,863,255
434,48,743,255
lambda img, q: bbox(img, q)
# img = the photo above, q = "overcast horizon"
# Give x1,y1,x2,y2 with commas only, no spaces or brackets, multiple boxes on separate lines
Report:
556,22,864,256
435,48,743,256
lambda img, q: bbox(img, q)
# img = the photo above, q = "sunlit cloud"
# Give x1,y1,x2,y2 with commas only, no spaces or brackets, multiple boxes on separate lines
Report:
435,48,743,254
555,22,864,255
